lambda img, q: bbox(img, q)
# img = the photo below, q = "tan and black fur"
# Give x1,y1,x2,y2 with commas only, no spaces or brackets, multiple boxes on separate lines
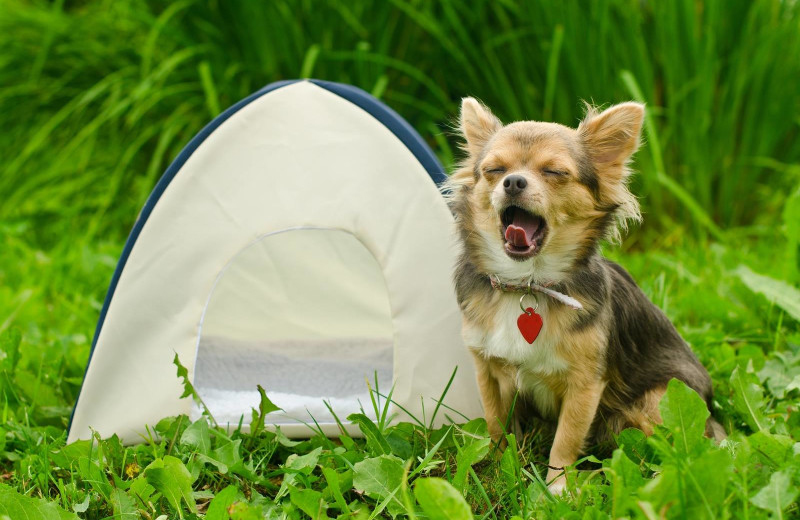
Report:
446,98,723,493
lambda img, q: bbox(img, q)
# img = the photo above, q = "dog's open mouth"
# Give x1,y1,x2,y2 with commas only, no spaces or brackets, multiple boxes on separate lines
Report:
500,206,548,260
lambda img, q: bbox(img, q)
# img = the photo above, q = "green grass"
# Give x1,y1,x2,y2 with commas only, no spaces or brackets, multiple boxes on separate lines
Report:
1,240,800,519
1,0,800,518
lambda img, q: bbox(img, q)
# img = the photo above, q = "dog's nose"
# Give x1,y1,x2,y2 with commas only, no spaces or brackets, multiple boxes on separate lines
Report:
503,175,527,195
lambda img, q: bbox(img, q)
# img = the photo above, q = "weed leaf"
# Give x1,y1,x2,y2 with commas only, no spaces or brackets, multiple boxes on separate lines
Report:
274,426,301,448
500,434,521,490
207,436,247,476
195,436,246,476
748,431,794,467
642,448,731,519
180,419,211,455
606,449,645,489
352,454,405,515
386,430,413,459
750,471,798,517
409,426,451,478
617,428,653,466
414,477,473,520
129,477,156,507
144,456,197,516
71,494,89,514
155,415,187,441
276,447,322,499
250,384,281,437
206,485,242,520
51,440,111,498
173,353,196,400
730,366,768,432
321,467,350,512
173,354,217,427
759,353,800,398
460,418,489,439
109,489,138,520
659,379,709,455
685,449,732,517
736,265,800,322
347,413,391,455
229,501,264,519
452,437,490,491
0,484,78,520
289,486,328,519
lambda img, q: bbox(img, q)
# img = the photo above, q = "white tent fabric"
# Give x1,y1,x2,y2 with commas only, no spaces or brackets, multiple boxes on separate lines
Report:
68,80,483,444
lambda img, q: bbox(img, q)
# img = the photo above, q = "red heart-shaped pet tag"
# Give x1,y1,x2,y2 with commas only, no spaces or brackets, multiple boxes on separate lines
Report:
517,308,543,344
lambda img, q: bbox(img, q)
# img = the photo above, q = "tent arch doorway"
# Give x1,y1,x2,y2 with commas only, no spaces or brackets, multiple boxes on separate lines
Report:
194,226,395,432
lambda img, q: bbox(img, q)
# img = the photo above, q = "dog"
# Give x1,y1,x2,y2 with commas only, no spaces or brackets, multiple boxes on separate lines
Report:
445,98,724,494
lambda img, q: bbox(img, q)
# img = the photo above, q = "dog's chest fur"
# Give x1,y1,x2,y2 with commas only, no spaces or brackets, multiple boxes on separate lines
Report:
464,295,569,418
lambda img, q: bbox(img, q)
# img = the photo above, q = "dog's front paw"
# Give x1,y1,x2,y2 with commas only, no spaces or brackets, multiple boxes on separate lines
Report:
547,476,567,496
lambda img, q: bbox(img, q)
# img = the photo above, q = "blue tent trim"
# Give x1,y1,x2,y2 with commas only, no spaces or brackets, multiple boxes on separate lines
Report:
68,79,447,432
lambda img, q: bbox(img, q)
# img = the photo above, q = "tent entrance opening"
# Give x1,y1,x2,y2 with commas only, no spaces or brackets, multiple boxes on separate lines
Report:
193,228,394,427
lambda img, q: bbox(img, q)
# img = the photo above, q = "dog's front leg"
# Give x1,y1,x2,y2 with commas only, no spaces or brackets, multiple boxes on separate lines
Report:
545,377,605,494
469,349,517,446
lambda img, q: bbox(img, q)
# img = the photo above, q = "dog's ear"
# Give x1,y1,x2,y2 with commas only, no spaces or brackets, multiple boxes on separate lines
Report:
460,97,502,157
579,102,644,236
579,102,644,166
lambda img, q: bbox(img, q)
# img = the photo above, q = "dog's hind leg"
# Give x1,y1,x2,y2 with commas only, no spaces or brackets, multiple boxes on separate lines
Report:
599,385,726,443
611,385,666,437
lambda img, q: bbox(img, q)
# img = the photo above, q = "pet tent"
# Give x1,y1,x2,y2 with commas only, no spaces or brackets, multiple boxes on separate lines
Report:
67,79,483,444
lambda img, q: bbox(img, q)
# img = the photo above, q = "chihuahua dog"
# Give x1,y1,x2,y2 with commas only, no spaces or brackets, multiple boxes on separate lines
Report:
445,98,723,493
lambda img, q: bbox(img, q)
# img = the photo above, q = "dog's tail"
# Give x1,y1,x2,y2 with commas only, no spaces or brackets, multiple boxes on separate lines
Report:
705,417,727,443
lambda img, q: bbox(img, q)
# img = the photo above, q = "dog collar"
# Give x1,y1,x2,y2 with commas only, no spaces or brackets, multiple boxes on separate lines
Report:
489,276,583,310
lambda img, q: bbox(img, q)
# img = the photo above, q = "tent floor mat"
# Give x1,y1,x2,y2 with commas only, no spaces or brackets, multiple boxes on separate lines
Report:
194,336,393,425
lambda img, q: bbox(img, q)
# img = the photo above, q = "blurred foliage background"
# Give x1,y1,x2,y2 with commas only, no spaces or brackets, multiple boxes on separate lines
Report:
3,0,800,237
0,0,799,424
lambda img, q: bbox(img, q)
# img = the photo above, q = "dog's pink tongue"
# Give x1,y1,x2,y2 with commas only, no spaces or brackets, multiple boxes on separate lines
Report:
504,211,540,248
505,225,531,247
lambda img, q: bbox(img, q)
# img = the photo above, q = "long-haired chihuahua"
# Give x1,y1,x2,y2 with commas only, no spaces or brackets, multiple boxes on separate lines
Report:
445,98,724,494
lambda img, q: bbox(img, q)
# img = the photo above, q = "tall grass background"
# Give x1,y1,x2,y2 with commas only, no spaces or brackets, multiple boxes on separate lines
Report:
3,0,799,241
